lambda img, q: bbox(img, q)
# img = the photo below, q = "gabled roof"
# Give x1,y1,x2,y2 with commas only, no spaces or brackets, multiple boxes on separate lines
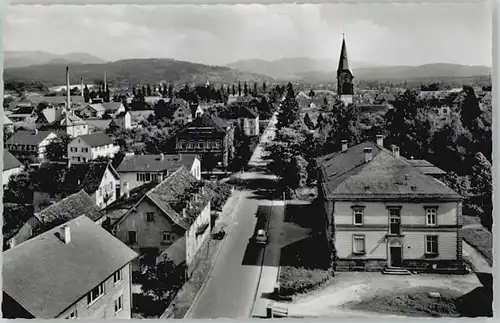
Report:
158,235,186,266
60,114,87,126
73,132,114,147
236,105,259,118
35,190,104,228
101,102,123,112
3,215,138,318
317,141,461,200
114,166,210,231
4,150,23,171
406,159,447,176
116,154,197,173
4,114,14,125
5,130,56,146
84,103,106,112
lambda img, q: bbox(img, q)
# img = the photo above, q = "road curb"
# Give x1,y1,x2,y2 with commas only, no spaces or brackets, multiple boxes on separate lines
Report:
183,191,245,318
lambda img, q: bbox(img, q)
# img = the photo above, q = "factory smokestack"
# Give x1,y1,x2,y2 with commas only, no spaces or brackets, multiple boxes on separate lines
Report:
66,66,71,111
81,77,84,98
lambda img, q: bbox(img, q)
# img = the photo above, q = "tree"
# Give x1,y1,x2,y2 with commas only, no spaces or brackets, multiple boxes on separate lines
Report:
303,113,314,130
284,155,308,189
45,134,72,161
263,82,267,92
470,152,492,230
168,84,174,98
4,170,33,204
83,85,90,103
276,83,301,129
232,84,236,96
153,99,171,119
244,82,248,96
132,86,137,97
141,256,185,301
253,82,258,96
238,81,242,96
147,84,152,96
309,89,315,97
265,127,306,177
202,153,219,173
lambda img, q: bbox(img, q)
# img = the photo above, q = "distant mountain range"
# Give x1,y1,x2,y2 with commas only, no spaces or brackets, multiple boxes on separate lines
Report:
4,51,107,68
227,58,491,83
4,58,273,87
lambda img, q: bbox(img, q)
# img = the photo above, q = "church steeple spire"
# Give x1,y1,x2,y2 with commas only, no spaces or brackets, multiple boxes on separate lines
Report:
336,34,354,106
337,33,350,75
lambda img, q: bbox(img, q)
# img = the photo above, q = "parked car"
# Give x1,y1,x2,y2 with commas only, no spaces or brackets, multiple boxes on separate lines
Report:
255,229,268,245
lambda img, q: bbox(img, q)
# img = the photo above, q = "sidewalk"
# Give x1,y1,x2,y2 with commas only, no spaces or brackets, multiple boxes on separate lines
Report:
251,266,280,317
463,241,492,274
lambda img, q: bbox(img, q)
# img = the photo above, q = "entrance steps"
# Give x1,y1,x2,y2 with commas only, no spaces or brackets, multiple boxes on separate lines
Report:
382,267,411,275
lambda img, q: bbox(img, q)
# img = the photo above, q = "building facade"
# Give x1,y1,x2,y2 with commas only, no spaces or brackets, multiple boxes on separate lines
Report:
316,137,464,271
68,132,120,163
174,113,234,168
5,130,58,164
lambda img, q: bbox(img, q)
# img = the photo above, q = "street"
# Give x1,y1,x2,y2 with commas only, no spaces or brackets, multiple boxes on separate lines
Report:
185,112,283,318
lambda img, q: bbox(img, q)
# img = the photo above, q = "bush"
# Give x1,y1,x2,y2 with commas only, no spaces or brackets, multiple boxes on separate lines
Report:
205,181,232,211
279,266,331,296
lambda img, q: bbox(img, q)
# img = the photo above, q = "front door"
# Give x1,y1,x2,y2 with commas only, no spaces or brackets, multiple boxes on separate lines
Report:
390,247,402,267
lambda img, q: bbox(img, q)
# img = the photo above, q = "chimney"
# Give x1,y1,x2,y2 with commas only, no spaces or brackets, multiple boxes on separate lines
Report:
66,66,71,111
33,128,39,135
67,158,72,169
376,134,384,147
61,225,71,244
364,147,373,163
124,182,130,199
341,140,348,152
182,208,186,217
178,154,182,161
160,153,164,161
104,70,107,90
404,173,410,185
392,145,400,158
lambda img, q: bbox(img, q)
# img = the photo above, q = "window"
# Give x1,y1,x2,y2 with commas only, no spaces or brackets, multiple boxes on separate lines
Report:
198,140,205,149
389,207,401,235
162,231,171,243
128,231,137,244
65,309,77,319
215,140,222,148
206,141,211,149
113,269,122,284
87,283,105,305
146,212,155,222
352,207,364,225
353,235,365,254
425,235,438,254
425,207,437,226
114,295,123,314
82,147,89,153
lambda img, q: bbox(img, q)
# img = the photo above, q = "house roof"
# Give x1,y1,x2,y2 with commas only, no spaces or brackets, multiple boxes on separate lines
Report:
236,105,259,118
406,159,447,176
114,166,210,231
5,130,56,146
4,150,23,171
116,154,198,173
85,103,106,112
105,181,160,213
178,113,229,136
60,114,87,126
85,119,113,130
35,190,104,228
27,95,84,106
74,132,114,147
4,114,14,125
101,102,122,112
317,141,461,200
3,215,138,318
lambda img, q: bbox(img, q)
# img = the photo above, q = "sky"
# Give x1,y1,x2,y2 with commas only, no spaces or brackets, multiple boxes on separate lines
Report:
4,3,492,67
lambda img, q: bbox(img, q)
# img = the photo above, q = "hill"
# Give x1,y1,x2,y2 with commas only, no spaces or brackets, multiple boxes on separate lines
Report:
4,51,106,68
4,58,273,87
227,58,491,83
227,57,379,80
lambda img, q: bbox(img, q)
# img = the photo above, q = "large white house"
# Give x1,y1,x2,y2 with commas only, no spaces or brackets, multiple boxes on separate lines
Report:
5,130,58,164
116,153,201,195
68,132,120,163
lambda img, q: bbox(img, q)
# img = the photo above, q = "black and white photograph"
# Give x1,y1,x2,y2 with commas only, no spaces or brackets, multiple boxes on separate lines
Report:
2,1,494,320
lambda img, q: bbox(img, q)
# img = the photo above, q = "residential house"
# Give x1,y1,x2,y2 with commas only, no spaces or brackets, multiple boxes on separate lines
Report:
109,111,132,130
5,190,104,250
3,151,23,185
26,95,85,109
316,136,463,271
36,107,89,138
174,113,234,168
68,132,120,163
60,113,90,137
5,130,58,164
32,162,120,210
235,105,259,137
77,103,106,119
170,98,193,125
102,102,126,116
3,215,137,319
116,153,201,194
112,166,212,275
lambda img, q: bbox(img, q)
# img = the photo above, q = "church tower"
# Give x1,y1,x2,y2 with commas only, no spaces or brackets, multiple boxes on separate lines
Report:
337,34,354,105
